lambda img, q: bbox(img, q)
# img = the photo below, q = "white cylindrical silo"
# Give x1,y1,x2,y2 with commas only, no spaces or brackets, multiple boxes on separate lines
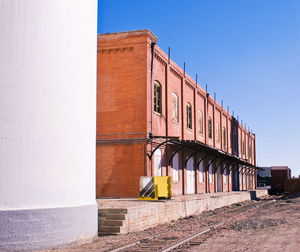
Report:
0,0,98,250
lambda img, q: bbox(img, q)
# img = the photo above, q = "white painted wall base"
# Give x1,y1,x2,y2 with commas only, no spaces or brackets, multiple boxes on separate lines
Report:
0,204,97,251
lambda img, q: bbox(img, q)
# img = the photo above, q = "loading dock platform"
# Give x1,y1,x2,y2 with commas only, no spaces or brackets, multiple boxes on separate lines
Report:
98,189,268,235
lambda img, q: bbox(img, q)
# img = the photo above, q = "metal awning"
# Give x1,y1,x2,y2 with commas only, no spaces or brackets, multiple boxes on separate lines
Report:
148,137,262,172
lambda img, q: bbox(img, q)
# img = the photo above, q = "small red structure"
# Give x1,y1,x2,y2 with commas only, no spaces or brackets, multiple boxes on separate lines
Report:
271,166,291,193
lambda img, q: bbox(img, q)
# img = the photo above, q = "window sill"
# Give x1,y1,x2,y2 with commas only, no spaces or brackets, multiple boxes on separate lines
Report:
186,127,193,132
154,111,162,117
172,120,180,125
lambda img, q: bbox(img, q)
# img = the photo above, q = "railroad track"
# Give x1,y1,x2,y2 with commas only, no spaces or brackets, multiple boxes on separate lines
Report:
109,195,280,252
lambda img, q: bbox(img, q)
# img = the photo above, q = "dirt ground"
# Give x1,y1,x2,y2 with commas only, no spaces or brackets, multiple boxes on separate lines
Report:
190,193,300,252
44,193,300,252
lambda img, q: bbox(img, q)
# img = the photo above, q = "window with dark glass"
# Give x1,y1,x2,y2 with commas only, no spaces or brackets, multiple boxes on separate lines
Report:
154,81,161,113
208,117,212,139
223,127,226,149
186,103,192,129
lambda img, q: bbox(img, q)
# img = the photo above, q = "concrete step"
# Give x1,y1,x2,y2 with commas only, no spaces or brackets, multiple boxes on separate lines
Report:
98,209,128,235
100,220,123,227
105,213,126,220
99,225,121,234
108,208,127,214
98,208,127,215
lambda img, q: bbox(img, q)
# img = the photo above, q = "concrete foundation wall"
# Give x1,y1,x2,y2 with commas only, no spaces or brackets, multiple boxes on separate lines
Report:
99,190,268,234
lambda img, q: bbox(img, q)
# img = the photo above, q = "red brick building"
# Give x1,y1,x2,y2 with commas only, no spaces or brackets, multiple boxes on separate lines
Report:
97,30,258,198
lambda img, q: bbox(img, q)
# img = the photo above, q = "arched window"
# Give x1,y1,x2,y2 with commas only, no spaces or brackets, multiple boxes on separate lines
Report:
186,103,192,129
172,92,179,122
198,110,203,134
208,117,212,139
223,127,226,149
216,123,220,143
154,81,162,113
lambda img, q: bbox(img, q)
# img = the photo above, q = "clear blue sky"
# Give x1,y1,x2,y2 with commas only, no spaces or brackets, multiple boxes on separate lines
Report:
98,0,300,177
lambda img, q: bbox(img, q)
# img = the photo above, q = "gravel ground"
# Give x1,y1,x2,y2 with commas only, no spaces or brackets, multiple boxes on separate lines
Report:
43,193,300,252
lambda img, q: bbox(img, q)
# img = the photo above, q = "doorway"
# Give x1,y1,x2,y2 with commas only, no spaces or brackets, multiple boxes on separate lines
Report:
153,148,162,176
186,157,195,194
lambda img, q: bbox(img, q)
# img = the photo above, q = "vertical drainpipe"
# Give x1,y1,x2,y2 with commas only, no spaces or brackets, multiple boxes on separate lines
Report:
253,134,257,189
165,60,168,176
212,96,216,192
220,109,223,152
205,92,209,193
150,42,155,176
193,88,197,193
181,76,185,194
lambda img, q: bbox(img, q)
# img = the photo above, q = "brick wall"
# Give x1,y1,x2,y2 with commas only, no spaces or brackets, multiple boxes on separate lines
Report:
97,30,257,198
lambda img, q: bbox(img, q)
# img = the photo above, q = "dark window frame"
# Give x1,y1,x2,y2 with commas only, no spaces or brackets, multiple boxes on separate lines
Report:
223,127,226,149
154,81,162,114
208,117,212,139
186,103,192,129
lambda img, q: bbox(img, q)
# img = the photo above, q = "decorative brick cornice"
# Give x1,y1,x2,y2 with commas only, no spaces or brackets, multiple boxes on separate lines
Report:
97,47,134,54
98,29,158,43
170,67,182,80
154,53,167,66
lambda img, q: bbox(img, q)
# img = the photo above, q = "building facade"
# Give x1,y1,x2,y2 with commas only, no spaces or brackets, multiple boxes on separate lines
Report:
97,30,257,198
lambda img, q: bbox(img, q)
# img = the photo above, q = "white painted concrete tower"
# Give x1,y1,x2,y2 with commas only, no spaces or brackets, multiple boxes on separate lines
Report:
0,1,98,250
